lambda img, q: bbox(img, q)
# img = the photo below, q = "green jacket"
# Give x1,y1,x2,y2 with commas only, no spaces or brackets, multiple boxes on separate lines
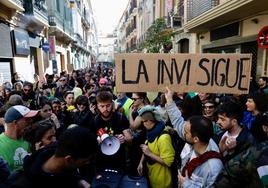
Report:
215,140,268,188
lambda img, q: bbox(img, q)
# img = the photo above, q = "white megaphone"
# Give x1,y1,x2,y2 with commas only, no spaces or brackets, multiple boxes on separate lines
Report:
97,128,120,156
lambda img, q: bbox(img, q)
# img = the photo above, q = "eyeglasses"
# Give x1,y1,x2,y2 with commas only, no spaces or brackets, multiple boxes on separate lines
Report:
203,105,214,109
132,98,140,101
43,108,52,113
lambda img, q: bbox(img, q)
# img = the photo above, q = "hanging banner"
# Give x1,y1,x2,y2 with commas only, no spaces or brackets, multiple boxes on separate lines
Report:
49,36,56,60
115,53,252,94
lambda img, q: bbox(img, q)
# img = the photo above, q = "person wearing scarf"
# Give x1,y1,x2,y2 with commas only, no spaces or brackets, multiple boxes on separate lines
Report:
165,87,223,188
137,105,175,188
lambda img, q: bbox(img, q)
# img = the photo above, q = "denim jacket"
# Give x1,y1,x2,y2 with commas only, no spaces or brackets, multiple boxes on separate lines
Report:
166,102,223,188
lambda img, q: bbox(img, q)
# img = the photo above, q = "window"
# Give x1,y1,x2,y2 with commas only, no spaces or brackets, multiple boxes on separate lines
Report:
210,22,239,41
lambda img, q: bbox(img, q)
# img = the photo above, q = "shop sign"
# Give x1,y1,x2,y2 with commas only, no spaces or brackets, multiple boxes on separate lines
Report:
42,42,50,53
12,30,30,56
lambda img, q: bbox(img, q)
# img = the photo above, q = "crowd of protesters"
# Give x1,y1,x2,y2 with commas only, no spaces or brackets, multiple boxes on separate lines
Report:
0,66,268,188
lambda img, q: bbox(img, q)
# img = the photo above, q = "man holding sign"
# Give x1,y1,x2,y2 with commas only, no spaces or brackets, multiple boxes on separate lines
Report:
164,87,223,187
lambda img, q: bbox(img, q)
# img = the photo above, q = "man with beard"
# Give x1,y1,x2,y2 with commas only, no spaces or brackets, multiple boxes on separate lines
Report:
258,76,268,93
0,105,38,172
215,100,255,162
165,87,223,187
94,90,132,174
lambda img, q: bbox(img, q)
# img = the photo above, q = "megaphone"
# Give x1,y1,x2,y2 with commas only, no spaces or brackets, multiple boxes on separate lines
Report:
97,128,120,156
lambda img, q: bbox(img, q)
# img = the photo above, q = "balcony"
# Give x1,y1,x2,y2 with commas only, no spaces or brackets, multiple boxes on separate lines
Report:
73,33,89,52
81,8,90,29
48,14,73,43
1,0,24,11
187,0,219,21
129,0,137,15
126,24,137,38
184,0,268,32
24,0,49,27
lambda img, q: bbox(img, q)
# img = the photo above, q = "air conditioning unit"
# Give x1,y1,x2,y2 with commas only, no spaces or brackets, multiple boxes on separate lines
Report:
164,16,172,28
171,16,182,28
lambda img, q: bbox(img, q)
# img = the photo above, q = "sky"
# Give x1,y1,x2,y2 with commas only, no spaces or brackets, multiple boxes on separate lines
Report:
91,0,129,35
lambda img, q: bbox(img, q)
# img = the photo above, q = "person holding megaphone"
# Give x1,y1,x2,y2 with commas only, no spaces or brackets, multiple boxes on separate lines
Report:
94,90,132,175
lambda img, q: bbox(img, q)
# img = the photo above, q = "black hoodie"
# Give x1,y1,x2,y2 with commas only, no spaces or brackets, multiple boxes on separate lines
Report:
10,147,83,188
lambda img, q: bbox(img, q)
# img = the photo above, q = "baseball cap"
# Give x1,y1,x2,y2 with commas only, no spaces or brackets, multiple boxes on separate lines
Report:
4,105,38,123
99,78,108,85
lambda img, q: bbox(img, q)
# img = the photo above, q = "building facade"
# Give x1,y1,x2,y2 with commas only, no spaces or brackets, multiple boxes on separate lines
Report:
0,0,99,84
116,0,268,79
97,34,117,68
0,0,49,83
180,0,268,78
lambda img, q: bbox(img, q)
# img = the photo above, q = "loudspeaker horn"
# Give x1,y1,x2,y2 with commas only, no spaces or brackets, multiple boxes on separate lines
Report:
97,128,120,155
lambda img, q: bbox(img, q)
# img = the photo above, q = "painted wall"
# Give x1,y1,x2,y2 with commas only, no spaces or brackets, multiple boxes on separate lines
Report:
241,15,268,37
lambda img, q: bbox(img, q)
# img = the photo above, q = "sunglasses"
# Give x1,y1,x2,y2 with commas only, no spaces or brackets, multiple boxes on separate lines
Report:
59,79,66,82
132,98,140,101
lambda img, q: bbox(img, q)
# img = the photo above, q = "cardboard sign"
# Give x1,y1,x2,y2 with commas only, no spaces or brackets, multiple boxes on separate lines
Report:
115,53,252,94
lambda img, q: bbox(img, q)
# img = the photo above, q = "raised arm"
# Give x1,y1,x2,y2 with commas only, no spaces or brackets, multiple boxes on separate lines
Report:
164,87,186,140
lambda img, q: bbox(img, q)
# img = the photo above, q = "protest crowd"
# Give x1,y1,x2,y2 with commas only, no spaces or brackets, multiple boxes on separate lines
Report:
1,66,268,188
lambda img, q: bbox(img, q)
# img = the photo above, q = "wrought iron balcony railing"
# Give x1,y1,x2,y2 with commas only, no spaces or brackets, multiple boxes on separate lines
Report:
187,0,219,21
13,0,24,6
24,0,48,22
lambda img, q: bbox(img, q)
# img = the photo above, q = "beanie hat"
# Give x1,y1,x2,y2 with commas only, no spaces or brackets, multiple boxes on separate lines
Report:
138,105,163,122
99,78,108,85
